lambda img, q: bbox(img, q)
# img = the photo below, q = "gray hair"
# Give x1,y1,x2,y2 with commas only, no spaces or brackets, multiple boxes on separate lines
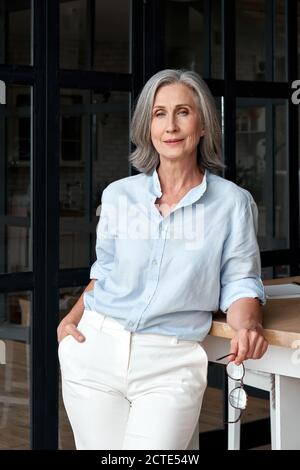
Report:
129,69,225,175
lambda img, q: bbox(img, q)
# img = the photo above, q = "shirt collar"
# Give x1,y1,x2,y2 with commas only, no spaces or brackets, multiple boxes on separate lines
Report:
150,167,208,206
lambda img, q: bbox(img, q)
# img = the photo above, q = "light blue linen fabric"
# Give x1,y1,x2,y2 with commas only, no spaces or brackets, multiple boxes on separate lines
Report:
84,168,266,341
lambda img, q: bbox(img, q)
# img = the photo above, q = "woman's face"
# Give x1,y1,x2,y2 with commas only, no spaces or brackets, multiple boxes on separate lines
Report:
150,83,204,164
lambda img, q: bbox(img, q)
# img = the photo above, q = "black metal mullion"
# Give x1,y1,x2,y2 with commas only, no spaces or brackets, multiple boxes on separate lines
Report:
222,0,236,182
59,70,131,92
86,92,93,245
205,78,224,97
287,0,299,275
42,0,60,449
31,0,60,449
0,272,34,292
85,2,94,265
0,65,34,84
58,267,90,288
234,80,288,98
31,0,47,449
261,248,300,267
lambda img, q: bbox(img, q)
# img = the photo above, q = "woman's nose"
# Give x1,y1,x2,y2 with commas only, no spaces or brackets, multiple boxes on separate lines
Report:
165,115,178,132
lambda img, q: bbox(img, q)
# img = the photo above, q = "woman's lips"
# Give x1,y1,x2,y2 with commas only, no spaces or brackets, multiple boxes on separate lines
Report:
164,139,184,145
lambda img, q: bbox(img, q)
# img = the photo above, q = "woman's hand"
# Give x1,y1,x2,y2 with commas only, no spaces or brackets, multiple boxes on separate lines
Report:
57,314,86,344
229,324,268,365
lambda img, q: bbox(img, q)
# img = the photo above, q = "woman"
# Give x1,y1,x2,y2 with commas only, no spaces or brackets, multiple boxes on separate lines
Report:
57,69,268,450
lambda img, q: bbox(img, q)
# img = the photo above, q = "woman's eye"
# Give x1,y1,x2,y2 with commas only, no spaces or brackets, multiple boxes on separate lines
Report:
154,110,188,117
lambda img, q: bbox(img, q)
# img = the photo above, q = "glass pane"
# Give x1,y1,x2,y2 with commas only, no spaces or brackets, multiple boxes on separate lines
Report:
274,0,286,81
0,85,32,274
0,1,32,65
236,0,266,81
0,291,31,449
58,286,84,450
59,89,130,269
236,98,288,252
91,90,130,267
59,0,130,72
274,265,290,278
59,89,89,269
262,265,290,280
261,266,273,280
94,0,130,73
274,104,288,248
165,0,204,73
59,0,86,69
211,0,222,79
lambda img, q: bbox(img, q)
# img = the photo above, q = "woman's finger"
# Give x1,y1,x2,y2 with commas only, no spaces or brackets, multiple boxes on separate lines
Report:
235,331,249,365
60,323,85,343
251,336,265,359
246,330,262,358
258,339,269,358
229,336,238,357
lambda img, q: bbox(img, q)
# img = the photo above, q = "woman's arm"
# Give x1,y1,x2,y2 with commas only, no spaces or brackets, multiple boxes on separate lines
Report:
57,279,96,343
226,297,268,365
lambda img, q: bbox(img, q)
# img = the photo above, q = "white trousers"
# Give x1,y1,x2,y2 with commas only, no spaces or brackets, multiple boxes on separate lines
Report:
58,309,208,450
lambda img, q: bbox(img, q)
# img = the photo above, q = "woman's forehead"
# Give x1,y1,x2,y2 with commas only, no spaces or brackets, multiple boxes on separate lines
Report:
153,83,197,106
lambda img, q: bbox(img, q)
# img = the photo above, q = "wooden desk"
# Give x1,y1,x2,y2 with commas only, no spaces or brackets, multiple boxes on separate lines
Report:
202,276,300,450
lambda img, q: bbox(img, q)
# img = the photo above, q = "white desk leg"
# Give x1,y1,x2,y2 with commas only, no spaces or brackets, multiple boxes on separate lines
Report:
228,377,241,450
274,374,300,450
269,374,277,450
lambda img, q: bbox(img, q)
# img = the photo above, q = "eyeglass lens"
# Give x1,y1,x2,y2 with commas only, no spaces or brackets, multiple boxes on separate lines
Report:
226,361,244,380
229,387,247,410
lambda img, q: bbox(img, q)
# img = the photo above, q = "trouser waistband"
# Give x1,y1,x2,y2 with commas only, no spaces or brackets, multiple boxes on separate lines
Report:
81,309,198,346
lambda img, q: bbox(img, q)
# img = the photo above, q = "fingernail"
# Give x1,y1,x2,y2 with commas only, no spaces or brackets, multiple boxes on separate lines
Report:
78,335,84,341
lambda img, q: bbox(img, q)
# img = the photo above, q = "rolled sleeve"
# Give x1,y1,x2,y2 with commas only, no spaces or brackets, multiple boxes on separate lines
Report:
219,192,266,313
90,187,115,281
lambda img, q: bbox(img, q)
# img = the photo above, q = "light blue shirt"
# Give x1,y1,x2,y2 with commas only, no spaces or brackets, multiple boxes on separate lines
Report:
84,168,266,341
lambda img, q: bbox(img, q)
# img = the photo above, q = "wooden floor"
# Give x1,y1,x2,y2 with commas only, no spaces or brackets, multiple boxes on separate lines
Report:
0,340,271,450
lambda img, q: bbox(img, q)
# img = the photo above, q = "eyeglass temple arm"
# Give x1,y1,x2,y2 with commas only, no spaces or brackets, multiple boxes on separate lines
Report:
216,352,236,361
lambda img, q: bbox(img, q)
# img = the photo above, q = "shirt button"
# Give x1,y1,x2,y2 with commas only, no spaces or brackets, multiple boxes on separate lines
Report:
128,321,134,327
152,259,157,265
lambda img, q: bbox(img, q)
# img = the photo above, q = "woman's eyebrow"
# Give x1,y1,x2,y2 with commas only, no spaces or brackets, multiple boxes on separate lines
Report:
153,103,193,110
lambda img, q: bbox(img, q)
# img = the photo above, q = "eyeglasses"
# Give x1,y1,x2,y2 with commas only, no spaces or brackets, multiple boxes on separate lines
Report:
216,353,248,424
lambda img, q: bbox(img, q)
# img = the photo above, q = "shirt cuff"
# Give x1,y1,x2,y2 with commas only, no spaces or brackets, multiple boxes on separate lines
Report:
220,279,266,313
